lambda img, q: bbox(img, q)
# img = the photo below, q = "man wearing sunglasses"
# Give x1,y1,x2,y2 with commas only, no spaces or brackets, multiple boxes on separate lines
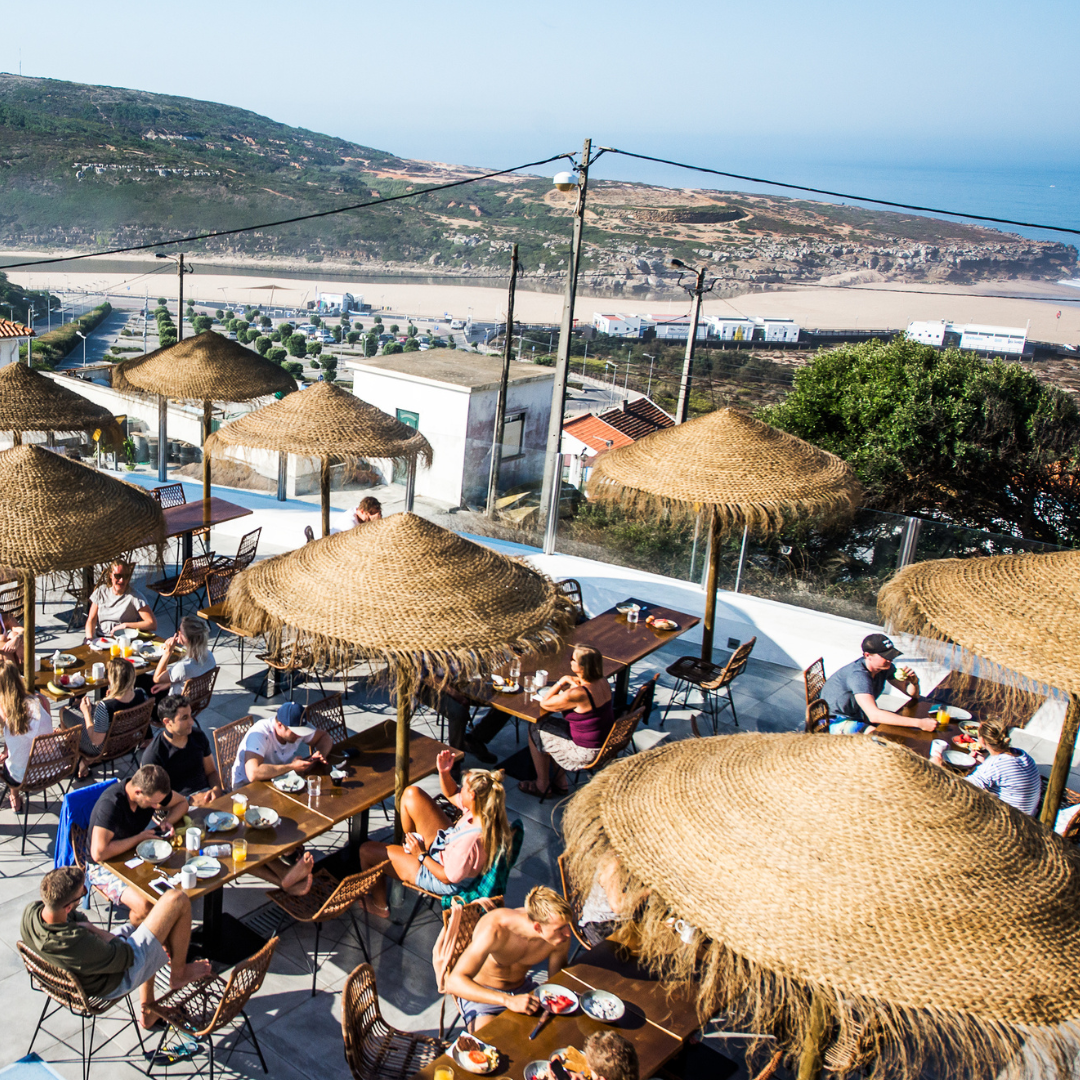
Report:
85,560,157,640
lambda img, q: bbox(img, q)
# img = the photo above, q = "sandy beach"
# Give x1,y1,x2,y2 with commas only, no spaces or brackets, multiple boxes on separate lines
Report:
4,253,1078,344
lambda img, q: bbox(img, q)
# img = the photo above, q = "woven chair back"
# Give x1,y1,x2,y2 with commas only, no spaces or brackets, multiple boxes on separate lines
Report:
556,578,585,617
625,674,659,723
318,862,389,921
232,528,261,571
176,552,216,595
151,483,186,509
584,704,646,772
21,726,80,795
98,698,155,764
707,636,757,690
213,714,256,792
442,896,503,975
304,693,348,746
201,936,277,1035
806,698,831,734
804,657,826,704
70,821,90,870
182,666,219,718
0,577,23,622
205,570,232,607
17,941,104,1017
557,853,583,923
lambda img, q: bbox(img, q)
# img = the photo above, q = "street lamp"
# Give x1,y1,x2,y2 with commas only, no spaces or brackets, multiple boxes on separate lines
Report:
643,354,656,399
75,330,87,367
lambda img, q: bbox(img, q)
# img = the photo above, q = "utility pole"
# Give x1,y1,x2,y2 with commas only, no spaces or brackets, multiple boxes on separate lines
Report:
26,307,35,366
487,244,518,517
155,252,193,480
539,138,592,525
671,260,713,424
143,289,148,354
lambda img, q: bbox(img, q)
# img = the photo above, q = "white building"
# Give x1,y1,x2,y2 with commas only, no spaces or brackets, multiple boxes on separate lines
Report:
317,292,361,313
707,317,756,341
0,320,33,368
705,316,800,342
592,313,644,337
757,317,800,342
642,314,709,342
343,349,555,507
907,320,1028,355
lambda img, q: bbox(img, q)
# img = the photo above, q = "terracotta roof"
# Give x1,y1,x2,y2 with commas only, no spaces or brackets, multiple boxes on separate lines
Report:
597,397,675,441
563,414,633,455
0,320,34,339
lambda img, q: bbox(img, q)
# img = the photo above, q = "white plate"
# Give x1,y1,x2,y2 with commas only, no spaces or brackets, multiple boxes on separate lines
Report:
90,637,112,650
616,603,640,614
451,1036,500,1074
580,989,625,1022
136,838,173,864
54,653,78,668
245,806,281,829
205,811,239,833
937,704,973,721
182,855,222,879
536,983,579,1015
944,749,977,768
272,772,306,793
523,1063,552,1080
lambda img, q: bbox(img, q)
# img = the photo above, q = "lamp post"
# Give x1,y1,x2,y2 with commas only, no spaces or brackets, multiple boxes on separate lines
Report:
154,252,193,481
75,330,87,367
670,259,716,424
643,353,656,399
26,306,35,366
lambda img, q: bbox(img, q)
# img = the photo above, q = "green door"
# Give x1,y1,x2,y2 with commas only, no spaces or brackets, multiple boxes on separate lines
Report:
393,409,419,484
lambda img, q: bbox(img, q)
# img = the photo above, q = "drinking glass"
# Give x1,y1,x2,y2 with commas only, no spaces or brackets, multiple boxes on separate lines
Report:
433,1068,455,1080
232,792,249,819
509,658,521,691
627,608,640,624
522,673,534,697
122,641,133,659
308,775,322,805
232,838,248,865
110,641,121,658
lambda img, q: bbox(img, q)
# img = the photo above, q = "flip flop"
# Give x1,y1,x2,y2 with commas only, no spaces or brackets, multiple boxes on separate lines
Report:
517,780,551,799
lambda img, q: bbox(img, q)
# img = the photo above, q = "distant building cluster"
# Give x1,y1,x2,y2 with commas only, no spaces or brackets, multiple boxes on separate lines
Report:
592,312,800,343
906,320,1029,356
73,161,219,181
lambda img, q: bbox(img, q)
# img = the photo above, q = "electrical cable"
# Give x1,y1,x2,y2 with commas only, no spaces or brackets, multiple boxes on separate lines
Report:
598,147,1080,239
0,152,575,271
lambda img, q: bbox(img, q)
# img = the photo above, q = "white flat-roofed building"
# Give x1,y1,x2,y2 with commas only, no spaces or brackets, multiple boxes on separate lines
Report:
643,314,709,342
593,313,644,337
706,316,756,341
907,320,1028,355
906,320,949,347
758,317,800,342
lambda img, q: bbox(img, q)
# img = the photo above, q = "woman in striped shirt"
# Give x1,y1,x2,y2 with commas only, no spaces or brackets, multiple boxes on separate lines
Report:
932,718,1041,816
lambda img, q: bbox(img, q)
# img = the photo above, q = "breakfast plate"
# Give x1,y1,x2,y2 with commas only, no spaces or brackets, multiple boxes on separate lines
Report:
536,983,579,1015
452,1034,500,1074
205,811,239,833
136,838,173,864
245,806,281,829
182,855,222,879
272,772,305,793
943,749,977,768
580,989,625,1022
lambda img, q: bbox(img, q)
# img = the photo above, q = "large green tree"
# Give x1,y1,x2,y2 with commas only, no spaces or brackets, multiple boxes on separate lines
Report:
761,337,1080,545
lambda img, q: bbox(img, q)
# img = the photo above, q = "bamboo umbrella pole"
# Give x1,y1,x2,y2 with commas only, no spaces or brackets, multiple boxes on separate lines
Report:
1041,694,1080,827
796,991,829,1080
394,665,414,844
321,457,331,537
22,575,35,687
701,508,720,662
202,400,213,520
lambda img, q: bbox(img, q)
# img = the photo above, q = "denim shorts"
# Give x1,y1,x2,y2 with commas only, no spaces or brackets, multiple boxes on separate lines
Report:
103,922,169,999
456,976,536,1031
415,861,473,896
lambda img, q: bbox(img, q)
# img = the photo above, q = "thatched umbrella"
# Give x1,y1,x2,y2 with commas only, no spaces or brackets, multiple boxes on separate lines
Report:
0,445,165,678
879,550,1080,826
224,512,572,835
0,364,123,447
587,408,861,660
112,331,296,508
204,382,432,537
564,733,1080,1080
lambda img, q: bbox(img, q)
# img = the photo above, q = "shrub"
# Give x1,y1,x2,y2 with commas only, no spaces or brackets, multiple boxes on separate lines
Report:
383,341,404,355
255,335,273,355
215,309,224,319
268,347,287,364
192,315,213,334
306,340,323,357
346,331,360,345
311,315,322,328
286,333,308,358
403,338,420,352
284,361,305,378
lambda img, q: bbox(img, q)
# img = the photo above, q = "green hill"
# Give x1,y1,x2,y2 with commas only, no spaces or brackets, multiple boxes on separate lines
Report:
0,74,1073,289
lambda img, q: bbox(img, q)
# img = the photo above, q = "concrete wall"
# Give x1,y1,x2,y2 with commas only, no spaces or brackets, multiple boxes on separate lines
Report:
0,341,20,368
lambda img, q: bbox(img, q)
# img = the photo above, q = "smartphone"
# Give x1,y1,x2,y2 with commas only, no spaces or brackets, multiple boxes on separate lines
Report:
550,1059,572,1080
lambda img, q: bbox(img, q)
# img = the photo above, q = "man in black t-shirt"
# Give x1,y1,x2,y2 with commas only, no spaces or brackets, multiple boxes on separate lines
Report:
87,764,187,925
140,695,222,806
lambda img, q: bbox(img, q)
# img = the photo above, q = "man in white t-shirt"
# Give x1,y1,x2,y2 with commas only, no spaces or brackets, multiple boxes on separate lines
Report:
231,702,333,790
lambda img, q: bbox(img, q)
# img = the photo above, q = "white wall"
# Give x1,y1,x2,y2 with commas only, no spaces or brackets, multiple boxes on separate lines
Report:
0,340,21,367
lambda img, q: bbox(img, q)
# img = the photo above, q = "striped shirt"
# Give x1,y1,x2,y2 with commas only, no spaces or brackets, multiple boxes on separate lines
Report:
965,749,1041,815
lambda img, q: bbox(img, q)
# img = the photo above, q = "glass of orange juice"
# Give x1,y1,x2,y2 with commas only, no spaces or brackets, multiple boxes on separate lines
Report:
232,792,249,819
122,641,133,658
110,640,121,658
433,1067,454,1080
232,838,247,865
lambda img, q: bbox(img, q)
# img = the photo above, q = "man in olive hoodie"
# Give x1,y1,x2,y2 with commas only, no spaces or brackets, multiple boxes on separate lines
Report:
22,866,210,1027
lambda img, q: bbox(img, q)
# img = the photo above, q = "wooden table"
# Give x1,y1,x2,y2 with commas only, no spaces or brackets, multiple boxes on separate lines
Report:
32,636,167,703
103,721,453,963
162,497,252,563
572,598,701,712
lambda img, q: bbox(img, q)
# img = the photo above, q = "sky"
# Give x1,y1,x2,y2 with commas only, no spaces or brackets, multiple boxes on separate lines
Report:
2,0,1079,231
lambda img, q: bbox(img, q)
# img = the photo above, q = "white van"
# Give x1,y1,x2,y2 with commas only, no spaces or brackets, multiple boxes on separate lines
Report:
450,319,464,330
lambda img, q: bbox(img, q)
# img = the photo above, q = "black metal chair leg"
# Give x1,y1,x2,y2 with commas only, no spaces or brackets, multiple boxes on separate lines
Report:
21,794,31,856
208,1032,215,1080
26,995,50,1055
348,909,371,963
395,890,428,946
244,1011,269,1074
311,922,321,997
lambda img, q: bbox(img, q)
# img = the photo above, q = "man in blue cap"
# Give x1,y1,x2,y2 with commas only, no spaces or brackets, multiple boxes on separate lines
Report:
231,702,333,789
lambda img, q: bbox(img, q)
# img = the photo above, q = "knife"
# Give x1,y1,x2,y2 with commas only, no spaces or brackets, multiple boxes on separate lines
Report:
528,1009,552,1039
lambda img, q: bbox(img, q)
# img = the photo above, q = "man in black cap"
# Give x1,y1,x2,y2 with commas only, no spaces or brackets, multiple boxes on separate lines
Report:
820,633,935,734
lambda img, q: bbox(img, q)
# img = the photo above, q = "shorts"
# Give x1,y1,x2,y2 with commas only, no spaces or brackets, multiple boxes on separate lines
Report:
414,862,474,896
829,716,869,735
529,718,600,771
456,976,536,1031
87,862,129,906
103,922,170,999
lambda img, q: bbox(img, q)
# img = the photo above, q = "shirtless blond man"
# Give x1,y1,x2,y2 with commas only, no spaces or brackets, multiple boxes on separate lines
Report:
445,885,573,1032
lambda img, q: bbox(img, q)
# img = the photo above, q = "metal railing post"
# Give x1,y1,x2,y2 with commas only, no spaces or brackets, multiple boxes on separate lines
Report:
543,454,563,556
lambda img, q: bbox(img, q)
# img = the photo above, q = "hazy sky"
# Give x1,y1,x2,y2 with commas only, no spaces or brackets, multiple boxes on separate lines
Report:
3,0,1078,204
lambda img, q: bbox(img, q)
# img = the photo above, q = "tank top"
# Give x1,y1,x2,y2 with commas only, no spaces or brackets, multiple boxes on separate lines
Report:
564,684,614,749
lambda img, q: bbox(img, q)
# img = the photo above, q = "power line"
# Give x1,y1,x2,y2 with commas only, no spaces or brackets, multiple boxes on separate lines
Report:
0,153,574,271
599,147,1080,239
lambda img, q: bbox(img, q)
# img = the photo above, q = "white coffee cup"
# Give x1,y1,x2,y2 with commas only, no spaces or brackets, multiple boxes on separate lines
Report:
91,662,106,681
930,739,949,758
180,868,197,890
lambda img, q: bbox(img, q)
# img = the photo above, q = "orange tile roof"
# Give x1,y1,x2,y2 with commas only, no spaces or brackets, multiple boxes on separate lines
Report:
563,414,634,455
597,397,675,441
0,319,33,339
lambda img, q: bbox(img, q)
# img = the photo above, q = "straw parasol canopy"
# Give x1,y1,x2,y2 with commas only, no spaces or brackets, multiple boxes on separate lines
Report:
879,550,1080,826
0,444,165,675
224,512,573,831
112,331,296,505
0,364,122,445
204,382,433,535
586,408,861,660
564,733,1080,1080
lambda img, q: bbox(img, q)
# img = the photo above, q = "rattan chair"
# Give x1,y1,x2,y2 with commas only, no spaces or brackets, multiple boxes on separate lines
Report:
265,861,386,996
182,666,219,722
303,692,349,746
664,637,757,735
203,571,253,679
0,575,23,624
564,703,647,794
557,853,592,961
804,657,826,705
213,714,256,792
211,527,261,575
91,698,155,777
342,963,446,1080
10,725,81,855
150,482,209,567
253,636,325,703
70,820,121,931
806,698,831,734
436,897,504,1039
18,940,146,1079
556,578,587,622
145,937,278,1080
148,551,216,626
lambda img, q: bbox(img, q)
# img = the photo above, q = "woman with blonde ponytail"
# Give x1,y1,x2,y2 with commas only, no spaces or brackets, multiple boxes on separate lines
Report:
359,750,511,918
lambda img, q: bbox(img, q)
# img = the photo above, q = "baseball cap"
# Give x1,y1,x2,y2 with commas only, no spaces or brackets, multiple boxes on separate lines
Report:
276,701,315,737
862,633,901,661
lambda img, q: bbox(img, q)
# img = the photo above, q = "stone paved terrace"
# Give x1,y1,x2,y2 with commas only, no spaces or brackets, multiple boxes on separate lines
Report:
0,477,974,1080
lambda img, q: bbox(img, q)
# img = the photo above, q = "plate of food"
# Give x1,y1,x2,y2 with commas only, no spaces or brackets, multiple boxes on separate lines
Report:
951,733,978,751
943,749,977,768
536,983,579,1015
523,1063,553,1080
182,855,222,879
245,806,280,829
272,772,306,793
141,645,165,661
452,1034,500,1074
205,811,239,833
646,616,678,631
959,721,980,737
580,989,625,1022
490,674,520,694
616,603,641,615
937,704,973,721
136,838,173,864
54,653,79,668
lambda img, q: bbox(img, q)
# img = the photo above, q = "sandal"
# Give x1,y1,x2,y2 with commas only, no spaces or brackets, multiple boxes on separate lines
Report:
517,780,551,798
361,896,390,919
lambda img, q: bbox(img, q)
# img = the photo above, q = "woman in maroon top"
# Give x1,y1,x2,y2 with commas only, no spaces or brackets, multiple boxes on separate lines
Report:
521,645,613,798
